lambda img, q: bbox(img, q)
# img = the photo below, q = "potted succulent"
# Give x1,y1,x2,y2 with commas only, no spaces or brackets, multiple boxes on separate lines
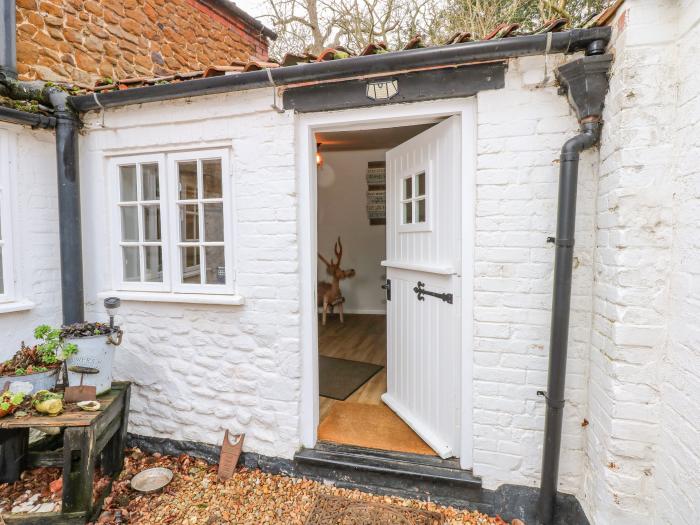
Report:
63,321,123,395
0,326,77,393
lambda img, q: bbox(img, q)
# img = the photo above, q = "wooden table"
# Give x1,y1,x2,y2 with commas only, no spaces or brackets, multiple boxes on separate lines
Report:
0,382,131,524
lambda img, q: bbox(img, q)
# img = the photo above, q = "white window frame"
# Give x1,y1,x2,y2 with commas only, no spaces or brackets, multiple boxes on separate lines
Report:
109,148,234,295
398,161,432,233
0,129,17,302
168,149,234,295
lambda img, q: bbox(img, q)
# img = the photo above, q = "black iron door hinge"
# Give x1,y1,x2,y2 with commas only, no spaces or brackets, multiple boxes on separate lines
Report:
381,279,391,301
413,281,453,304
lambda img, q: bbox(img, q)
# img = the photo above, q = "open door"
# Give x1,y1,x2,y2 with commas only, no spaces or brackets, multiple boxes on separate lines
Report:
381,116,462,459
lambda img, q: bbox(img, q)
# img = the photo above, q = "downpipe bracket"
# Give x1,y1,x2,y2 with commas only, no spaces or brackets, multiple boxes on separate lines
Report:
537,390,566,410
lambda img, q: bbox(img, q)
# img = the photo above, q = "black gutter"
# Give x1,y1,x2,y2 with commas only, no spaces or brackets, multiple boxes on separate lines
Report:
0,0,16,80
0,106,56,128
205,0,277,40
70,27,611,112
537,51,612,524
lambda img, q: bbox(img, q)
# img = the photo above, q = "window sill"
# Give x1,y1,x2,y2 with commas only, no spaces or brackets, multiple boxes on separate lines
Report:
97,291,245,306
0,299,35,314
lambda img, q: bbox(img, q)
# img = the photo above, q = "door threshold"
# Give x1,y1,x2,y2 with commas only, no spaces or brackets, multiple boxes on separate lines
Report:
294,441,483,508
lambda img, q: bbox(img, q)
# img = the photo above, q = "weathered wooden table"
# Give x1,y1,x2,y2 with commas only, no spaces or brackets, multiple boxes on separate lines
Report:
0,382,131,524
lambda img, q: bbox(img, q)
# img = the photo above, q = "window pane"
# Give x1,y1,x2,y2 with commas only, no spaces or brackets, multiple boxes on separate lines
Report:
141,163,159,200
417,198,426,223
403,202,412,224
205,246,226,284
179,204,199,241
203,159,222,198
0,248,4,294
203,203,224,242
178,161,198,200
144,246,163,282
181,246,201,284
119,165,137,201
403,177,412,199
143,205,161,242
120,206,139,241
416,172,425,197
122,246,140,282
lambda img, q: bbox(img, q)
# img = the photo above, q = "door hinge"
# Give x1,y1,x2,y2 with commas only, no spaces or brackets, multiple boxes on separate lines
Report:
381,279,391,301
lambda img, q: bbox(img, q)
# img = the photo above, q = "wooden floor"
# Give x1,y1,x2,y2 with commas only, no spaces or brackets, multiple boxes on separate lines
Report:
319,314,387,422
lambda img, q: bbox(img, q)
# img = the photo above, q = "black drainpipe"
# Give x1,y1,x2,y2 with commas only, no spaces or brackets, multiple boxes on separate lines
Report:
0,0,84,324
537,47,612,524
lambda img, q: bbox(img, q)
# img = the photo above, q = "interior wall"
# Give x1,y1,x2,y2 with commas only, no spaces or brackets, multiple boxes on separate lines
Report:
317,149,387,314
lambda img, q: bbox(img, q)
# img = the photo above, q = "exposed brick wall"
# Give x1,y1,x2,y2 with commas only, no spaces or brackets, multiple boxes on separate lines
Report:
15,0,269,86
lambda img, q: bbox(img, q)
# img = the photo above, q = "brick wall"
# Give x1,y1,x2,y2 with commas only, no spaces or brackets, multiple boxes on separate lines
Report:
582,1,700,523
473,55,597,491
0,124,62,362
15,0,269,86
79,90,300,459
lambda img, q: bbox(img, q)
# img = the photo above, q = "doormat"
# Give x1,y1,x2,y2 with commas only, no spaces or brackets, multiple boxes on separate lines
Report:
318,402,436,456
305,494,444,525
319,356,383,401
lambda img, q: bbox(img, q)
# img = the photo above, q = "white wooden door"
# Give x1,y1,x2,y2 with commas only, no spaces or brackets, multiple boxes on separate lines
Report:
381,116,462,459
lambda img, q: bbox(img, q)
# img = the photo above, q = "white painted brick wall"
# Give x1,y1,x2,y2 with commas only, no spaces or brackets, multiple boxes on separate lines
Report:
473,55,597,492
80,90,300,459
582,1,700,523
0,124,62,358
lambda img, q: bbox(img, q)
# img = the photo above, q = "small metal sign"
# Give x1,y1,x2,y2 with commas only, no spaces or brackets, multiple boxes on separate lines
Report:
366,79,398,101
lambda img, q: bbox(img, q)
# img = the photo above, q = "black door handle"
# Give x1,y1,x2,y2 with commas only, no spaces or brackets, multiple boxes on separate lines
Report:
381,279,391,301
413,281,453,304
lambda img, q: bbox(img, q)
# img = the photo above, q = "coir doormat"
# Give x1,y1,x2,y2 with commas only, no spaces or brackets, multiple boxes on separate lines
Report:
305,494,444,525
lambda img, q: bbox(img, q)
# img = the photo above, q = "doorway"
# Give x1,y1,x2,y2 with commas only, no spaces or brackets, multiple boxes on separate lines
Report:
314,116,463,460
298,99,476,470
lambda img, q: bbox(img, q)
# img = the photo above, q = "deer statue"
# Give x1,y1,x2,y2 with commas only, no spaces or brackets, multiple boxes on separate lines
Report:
318,237,356,326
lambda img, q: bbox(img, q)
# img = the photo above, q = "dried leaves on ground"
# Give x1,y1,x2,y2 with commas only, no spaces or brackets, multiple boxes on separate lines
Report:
2,449,509,524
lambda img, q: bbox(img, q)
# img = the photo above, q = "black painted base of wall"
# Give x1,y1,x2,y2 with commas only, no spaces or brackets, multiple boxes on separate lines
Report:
127,433,589,525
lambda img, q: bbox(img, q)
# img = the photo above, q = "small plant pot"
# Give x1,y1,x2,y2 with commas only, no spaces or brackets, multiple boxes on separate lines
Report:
0,368,59,394
65,333,119,395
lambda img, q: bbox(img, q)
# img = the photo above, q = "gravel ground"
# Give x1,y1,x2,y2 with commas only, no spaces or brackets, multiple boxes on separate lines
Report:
1,449,509,524
96,450,507,524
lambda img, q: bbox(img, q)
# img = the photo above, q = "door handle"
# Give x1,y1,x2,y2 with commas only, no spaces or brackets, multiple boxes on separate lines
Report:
413,281,453,304
381,279,391,301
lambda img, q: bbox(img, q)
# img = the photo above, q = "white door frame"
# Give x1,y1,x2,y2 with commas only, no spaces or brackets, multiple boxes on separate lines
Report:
296,98,476,469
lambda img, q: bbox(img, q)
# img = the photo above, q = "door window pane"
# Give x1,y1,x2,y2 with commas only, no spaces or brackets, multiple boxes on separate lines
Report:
120,206,139,241
203,203,224,242
143,205,161,242
180,204,199,241
403,202,412,224
205,246,226,284
144,246,163,282
403,177,412,199
119,165,137,201
203,159,222,198
178,161,198,200
181,246,201,284
416,172,425,197
417,198,426,223
122,246,140,282
142,163,159,200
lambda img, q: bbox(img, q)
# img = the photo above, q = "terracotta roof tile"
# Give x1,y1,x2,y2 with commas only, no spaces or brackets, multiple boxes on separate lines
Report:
78,10,618,95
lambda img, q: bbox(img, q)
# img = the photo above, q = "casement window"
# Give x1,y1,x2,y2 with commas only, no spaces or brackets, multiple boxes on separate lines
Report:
110,149,234,295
